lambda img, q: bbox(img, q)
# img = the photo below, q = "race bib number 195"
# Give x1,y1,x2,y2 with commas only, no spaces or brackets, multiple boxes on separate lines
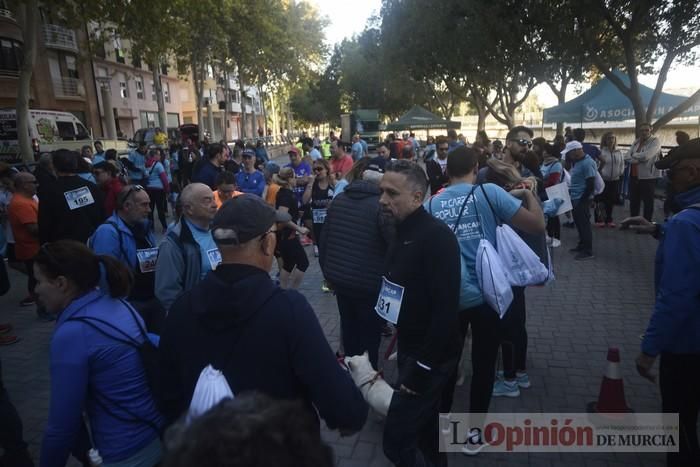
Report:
374,276,404,324
64,187,95,210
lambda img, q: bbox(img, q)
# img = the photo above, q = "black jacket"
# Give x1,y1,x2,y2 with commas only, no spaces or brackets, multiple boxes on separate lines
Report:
38,175,104,244
385,207,462,393
319,180,392,296
426,159,448,195
158,263,368,431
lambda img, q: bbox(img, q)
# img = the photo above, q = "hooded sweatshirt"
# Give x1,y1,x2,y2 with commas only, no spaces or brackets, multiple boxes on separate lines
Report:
158,263,368,431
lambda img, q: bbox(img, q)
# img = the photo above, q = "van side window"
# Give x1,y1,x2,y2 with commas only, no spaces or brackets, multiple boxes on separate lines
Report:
76,123,89,140
56,121,76,141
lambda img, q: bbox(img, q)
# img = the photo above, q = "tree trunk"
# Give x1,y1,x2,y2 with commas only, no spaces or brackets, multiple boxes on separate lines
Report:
223,70,230,141
260,89,268,140
238,71,247,140
152,60,167,130
16,0,38,163
192,54,204,133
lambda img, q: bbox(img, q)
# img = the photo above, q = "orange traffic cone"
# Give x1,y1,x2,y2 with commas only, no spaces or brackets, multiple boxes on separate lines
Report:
587,348,633,413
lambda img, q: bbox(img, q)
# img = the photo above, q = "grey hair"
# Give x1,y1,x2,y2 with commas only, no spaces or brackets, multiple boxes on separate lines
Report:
385,160,428,193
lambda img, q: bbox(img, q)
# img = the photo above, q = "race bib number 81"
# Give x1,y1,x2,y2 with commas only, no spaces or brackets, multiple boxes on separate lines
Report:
374,276,404,324
64,187,95,210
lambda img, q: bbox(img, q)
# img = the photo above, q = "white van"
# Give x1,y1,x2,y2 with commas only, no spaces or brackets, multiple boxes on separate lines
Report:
0,109,92,163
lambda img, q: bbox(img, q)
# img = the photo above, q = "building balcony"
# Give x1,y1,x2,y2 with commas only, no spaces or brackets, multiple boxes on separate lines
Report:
53,77,85,99
42,24,78,52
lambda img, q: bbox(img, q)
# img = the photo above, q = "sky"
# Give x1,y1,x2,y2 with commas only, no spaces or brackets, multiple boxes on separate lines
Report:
311,0,380,47
310,0,699,107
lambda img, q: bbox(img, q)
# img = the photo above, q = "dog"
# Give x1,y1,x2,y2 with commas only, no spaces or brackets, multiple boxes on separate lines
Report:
344,352,394,417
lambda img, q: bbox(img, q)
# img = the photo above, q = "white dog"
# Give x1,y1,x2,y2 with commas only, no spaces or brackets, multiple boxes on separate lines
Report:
344,352,394,417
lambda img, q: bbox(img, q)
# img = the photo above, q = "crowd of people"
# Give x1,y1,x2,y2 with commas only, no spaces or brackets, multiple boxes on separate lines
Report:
0,120,698,467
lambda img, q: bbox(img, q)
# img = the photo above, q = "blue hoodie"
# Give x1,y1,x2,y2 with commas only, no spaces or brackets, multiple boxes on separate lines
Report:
158,264,368,431
41,290,163,466
642,185,700,356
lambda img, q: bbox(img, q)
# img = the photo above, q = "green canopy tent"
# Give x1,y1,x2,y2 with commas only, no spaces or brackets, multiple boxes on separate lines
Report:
384,105,461,131
543,71,700,124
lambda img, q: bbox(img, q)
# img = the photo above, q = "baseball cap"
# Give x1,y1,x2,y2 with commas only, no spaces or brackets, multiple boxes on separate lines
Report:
212,194,291,245
560,140,583,156
242,148,255,158
287,147,299,156
655,138,700,170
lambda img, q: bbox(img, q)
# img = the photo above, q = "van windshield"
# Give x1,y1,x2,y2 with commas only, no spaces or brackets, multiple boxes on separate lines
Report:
76,123,90,140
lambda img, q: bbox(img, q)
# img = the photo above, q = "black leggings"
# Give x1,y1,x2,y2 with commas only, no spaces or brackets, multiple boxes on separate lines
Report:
312,223,324,250
546,216,560,240
147,188,168,231
279,236,309,273
500,287,527,378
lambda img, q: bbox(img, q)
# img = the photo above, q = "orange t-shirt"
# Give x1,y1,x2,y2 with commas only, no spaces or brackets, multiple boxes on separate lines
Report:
8,194,39,260
265,183,281,206
214,189,243,209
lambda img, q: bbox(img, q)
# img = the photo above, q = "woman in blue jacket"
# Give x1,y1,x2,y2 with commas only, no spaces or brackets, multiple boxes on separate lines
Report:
34,241,163,467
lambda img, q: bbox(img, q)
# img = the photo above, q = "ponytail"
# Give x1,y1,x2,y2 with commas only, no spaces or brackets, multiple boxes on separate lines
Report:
97,255,133,298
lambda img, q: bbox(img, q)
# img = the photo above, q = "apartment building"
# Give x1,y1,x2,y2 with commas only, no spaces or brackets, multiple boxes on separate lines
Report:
0,6,101,135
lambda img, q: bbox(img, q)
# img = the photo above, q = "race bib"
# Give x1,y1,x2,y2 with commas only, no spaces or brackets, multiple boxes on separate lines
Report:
136,248,158,273
374,276,404,324
64,187,95,210
312,208,327,224
206,248,222,270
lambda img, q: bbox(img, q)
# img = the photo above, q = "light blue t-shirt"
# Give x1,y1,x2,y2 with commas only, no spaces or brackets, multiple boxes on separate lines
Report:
332,179,349,199
351,142,364,161
146,161,166,189
569,155,598,201
425,182,521,308
93,153,106,165
309,148,322,161
185,219,220,279
360,139,368,155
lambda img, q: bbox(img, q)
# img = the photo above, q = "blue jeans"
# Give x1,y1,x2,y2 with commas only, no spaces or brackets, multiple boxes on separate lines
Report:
572,198,592,254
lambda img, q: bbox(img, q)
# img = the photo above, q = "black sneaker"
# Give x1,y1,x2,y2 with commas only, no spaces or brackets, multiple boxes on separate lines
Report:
574,252,594,261
569,246,583,253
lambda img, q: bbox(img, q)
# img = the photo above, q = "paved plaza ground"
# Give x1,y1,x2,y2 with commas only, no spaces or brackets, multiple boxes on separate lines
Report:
0,195,670,466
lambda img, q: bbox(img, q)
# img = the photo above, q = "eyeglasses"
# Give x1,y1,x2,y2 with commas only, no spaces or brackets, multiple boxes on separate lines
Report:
509,139,532,148
120,185,144,205
313,167,324,172
260,227,277,242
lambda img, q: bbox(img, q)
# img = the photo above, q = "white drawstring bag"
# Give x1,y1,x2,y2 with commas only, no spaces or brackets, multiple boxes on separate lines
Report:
187,365,234,422
495,224,549,286
594,171,605,195
476,239,513,318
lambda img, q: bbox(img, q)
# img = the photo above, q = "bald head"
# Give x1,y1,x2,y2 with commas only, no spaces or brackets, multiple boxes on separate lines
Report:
180,182,217,227
13,172,37,197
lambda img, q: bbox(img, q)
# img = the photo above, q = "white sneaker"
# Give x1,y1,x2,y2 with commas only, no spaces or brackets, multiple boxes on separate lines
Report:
552,238,561,248
546,235,553,245
313,245,319,257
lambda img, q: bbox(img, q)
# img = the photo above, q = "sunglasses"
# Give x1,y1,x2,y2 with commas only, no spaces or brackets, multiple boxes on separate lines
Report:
121,185,144,205
509,139,532,148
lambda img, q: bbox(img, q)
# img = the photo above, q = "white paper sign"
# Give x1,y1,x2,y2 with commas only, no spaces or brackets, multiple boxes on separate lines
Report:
136,248,159,273
545,182,573,216
374,276,404,324
64,187,95,210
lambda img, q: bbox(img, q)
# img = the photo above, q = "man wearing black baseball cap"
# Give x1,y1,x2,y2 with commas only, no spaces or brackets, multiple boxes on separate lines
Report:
623,138,700,466
158,194,368,434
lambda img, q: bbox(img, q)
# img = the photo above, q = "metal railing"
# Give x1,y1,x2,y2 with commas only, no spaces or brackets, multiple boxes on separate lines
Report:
42,24,78,51
53,77,85,98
